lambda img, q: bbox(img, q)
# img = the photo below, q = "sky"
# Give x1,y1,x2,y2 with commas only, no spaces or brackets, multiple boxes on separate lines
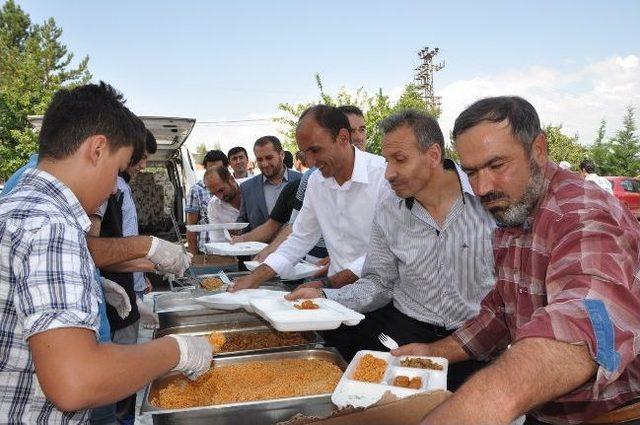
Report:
14,0,640,157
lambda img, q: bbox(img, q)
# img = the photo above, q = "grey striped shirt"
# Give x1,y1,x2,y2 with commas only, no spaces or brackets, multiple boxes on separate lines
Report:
326,162,496,329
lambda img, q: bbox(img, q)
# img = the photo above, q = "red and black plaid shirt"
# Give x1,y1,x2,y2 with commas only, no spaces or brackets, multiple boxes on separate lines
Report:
453,161,640,424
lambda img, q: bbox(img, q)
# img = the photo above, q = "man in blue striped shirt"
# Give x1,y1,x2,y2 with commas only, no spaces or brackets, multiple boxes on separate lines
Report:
288,109,496,390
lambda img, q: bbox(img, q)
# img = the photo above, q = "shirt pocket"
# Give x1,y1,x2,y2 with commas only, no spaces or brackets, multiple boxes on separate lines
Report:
513,275,547,328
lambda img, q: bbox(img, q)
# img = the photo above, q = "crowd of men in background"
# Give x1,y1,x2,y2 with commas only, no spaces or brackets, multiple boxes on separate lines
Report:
1,82,640,425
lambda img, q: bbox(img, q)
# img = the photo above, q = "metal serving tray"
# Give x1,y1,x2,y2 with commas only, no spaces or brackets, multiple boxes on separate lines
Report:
153,320,324,357
157,309,261,330
169,271,287,293
140,348,347,425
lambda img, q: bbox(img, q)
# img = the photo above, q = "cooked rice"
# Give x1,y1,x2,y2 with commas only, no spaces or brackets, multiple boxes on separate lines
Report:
201,277,224,290
352,354,387,383
208,332,226,351
151,359,343,409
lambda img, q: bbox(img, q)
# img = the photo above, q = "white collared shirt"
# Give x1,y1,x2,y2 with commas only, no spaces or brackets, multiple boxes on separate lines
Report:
207,196,240,242
585,173,613,194
265,147,387,277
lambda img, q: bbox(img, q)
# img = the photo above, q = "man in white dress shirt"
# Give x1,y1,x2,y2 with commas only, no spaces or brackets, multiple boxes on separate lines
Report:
230,104,387,291
579,159,613,194
204,166,242,242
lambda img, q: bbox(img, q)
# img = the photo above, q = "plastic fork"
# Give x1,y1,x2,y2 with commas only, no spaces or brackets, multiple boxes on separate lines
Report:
223,229,232,242
378,332,399,350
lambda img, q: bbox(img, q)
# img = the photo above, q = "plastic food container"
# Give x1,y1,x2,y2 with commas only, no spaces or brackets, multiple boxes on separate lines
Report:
250,297,365,332
331,350,448,408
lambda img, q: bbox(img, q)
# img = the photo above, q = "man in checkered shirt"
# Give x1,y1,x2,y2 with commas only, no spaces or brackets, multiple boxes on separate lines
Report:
0,82,215,423
394,96,640,424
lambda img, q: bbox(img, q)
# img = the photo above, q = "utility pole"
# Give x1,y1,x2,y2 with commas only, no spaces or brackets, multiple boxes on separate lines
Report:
414,47,445,110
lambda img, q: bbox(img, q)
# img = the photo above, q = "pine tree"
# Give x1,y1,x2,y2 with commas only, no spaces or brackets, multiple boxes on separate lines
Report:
0,0,91,179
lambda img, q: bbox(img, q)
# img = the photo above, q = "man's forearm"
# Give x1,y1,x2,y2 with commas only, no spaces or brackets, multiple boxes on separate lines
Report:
30,328,179,411
268,224,292,252
421,337,597,425
240,219,282,243
101,257,155,273
186,213,200,255
328,269,358,288
87,236,151,268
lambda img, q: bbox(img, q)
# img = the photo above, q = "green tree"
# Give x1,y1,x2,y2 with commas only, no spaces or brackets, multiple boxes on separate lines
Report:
275,74,439,155
588,119,611,173
598,106,639,176
0,0,90,179
195,143,207,155
544,124,585,167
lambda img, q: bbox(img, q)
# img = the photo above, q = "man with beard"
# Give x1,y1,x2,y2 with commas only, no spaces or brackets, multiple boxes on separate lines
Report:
237,136,301,232
285,110,496,390
205,166,242,242
394,96,640,425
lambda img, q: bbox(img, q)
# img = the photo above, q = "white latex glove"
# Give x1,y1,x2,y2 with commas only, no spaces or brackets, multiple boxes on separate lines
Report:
102,277,131,320
146,236,192,277
167,334,213,380
136,298,159,329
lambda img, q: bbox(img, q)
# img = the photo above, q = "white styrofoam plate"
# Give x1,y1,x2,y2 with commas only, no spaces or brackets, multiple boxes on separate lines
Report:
195,289,286,312
186,222,249,232
331,350,448,409
203,241,268,256
249,297,365,332
243,260,323,280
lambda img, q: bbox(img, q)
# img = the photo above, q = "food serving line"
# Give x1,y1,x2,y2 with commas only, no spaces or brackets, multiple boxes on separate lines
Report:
134,236,449,425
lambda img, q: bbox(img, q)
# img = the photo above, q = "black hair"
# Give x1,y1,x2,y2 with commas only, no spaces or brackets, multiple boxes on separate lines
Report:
452,96,542,154
379,109,445,163
38,81,145,161
283,151,294,168
202,149,229,168
130,128,157,165
254,136,283,152
228,146,248,159
298,104,351,140
338,105,364,118
579,159,597,174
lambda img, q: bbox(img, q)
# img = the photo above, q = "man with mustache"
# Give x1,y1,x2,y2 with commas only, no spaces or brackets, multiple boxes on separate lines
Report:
230,105,386,291
394,96,640,424
205,165,242,242
286,109,496,390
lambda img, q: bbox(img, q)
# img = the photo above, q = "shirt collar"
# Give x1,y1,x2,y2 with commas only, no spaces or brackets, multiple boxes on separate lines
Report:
318,146,369,187
351,146,369,184
262,167,289,185
22,168,92,232
401,158,472,210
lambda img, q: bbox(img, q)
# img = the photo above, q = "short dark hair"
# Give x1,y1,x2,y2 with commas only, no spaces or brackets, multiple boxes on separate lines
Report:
338,105,364,118
202,149,229,168
228,146,248,159
254,136,283,152
283,151,294,168
295,150,307,166
379,109,445,162
579,159,597,174
130,128,157,164
452,96,542,154
298,104,351,140
38,81,145,161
